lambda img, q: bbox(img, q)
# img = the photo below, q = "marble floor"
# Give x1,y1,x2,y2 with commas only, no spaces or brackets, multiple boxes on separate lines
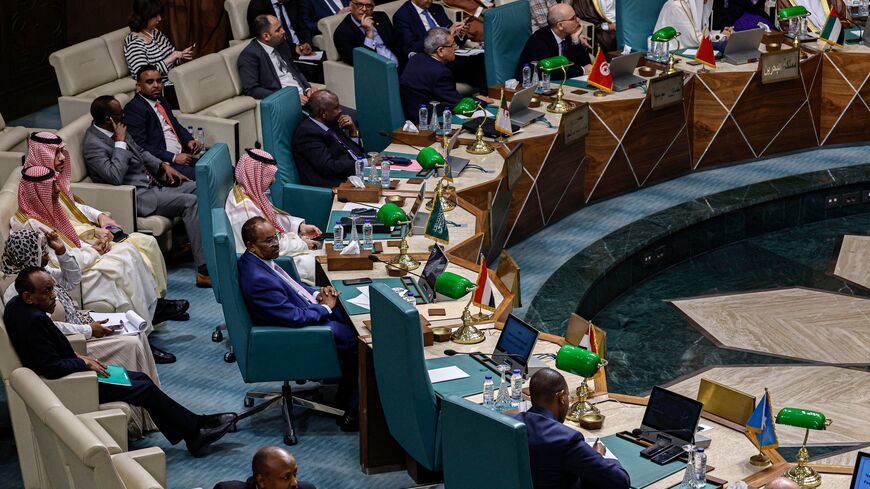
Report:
833,234,870,292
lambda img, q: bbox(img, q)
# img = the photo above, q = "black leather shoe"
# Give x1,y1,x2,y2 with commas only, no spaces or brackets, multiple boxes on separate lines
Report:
150,346,176,364
153,299,189,324
337,413,359,432
186,419,234,456
200,412,237,429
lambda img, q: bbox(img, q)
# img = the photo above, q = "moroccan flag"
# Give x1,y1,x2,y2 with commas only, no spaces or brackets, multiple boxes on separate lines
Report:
472,255,497,311
423,192,449,244
587,48,612,92
695,30,717,68
746,389,779,450
494,89,513,137
820,9,844,47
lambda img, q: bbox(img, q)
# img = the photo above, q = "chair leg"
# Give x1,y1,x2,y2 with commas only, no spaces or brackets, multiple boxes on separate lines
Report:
282,381,298,446
211,324,226,342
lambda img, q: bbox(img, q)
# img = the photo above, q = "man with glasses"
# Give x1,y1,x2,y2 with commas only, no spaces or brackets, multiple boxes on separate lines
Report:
514,368,630,489
301,0,350,35
334,0,400,67
515,3,593,81
238,217,359,432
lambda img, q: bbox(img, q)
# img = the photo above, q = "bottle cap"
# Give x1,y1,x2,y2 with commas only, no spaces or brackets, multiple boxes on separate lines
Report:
336,221,342,224
365,219,371,223
697,448,704,452
512,369,521,374
485,375,492,380
420,104,427,108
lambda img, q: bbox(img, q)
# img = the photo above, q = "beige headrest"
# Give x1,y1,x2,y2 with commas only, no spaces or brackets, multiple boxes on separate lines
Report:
49,38,117,96
168,53,238,113
56,114,94,184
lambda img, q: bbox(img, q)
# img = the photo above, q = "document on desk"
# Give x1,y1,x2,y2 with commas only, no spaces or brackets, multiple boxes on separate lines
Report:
455,48,484,57
427,365,470,384
346,286,371,310
342,202,382,212
297,51,324,61
681,48,719,57
88,311,147,336
587,439,619,461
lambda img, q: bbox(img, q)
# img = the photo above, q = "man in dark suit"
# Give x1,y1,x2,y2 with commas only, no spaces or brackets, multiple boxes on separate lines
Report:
399,28,493,125
247,0,324,83
291,90,362,188
239,15,315,105
301,0,350,34
124,65,201,180
4,267,237,456
516,3,593,81
333,0,399,67
238,217,358,431
213,446,316,489
513,368,631,489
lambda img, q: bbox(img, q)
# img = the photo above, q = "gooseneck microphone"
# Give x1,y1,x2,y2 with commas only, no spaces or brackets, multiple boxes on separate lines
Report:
337,197,381,210
368,254,427,279
379,131,424,152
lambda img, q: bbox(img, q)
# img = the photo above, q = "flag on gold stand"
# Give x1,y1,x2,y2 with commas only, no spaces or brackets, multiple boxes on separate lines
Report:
587,48,613,92
695,29,717,68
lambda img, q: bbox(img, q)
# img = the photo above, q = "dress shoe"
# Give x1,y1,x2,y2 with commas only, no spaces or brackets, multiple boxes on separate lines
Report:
337,413,359,432
153,298,190,323
167,242,193,265
186,418,234,456
150,345,176,364
196,272,212,288
157,298,189,314
200,412,238,429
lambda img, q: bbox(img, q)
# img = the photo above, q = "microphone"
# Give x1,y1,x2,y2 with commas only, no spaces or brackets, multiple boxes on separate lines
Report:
443,349,532,376
337,197,381,211
443,349,523,361
379,131,424,152
368,254,426,279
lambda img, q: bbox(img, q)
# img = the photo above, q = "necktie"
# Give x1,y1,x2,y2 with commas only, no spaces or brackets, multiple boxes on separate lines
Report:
273,1,300,44
327,127,363,160
325,0,339,14
154,100,180,144
273,263,317,303
559,38,568,57
273,50,305,88
422,9,439,29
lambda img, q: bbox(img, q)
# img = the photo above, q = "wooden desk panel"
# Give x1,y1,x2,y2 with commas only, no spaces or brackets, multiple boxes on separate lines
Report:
819,47,870,145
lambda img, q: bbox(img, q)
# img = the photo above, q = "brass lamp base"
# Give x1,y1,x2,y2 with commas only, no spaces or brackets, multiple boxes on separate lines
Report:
593,90,608,97
565,378,599,422
466,126,494,155
471,311,492,322
546,85,576,113
452,303,486,344
388,227,420,271
749,452,771,467
785,444,822,488
425,181,457,212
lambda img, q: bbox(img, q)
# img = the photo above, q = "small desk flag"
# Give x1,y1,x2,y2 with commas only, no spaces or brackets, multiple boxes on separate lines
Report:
588,48,613,92
579,322,598,354
472,254,496,311
820,8,845,47
746,389,779,450
424,192,449,244
695,30,717,68
494,89,513,137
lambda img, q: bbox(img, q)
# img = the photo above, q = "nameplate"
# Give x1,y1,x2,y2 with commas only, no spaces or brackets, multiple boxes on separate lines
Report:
560,103,589,145
503,143,524,190
649,71,684,111
760,48,800,85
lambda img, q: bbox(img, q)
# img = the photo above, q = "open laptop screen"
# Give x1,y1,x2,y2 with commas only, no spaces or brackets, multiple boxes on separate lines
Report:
418,244,448,303
851,451,870,489
640,386,704,444
494,314,539,372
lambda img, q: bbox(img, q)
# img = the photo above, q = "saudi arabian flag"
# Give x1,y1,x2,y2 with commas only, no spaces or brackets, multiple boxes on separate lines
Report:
820,8,844,47
424,192,449,244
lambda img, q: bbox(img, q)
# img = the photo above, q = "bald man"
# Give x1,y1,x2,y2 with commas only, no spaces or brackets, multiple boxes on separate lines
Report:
515,3,593,81
514,368,630,489
765,477,800,489
213,446,316,489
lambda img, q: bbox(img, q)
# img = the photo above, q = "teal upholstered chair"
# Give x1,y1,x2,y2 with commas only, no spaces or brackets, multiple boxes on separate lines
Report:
212,210,343,445
484,1,532,87
441,395,533,489
369,283,442,471
260,87,334,230
353,48,404,153
616,0,667,51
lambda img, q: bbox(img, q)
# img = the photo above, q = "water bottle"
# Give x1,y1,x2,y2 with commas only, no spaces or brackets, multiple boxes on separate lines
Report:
482,375,495,408
354,158,366,181
187,125,194,138
362,220,374,251
694,448,707,488
403,290,417,304
195,127,205,155
442,109,452,135
380,159,390,186
522,64,532,88
418,104,429,131
333,221,344,251
510,369,523,406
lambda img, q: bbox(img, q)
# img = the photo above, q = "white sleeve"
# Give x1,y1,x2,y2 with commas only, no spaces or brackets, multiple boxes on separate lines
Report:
52,251,83,291
75,202,105,225
56,321,93,339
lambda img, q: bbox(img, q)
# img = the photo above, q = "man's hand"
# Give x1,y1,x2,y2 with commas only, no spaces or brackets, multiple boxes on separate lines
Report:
300,224,321,238
109,118,127,142
475,95,495,105
180,45,195,60
295,42,313,56
361,14,376,36
96,214,118,229
187,138,203,154
90,319,112,338
319,285,339,298
722,26,735,39
338,114,357,135
92,236,111,255
572,31,592,49
318,291,338,309
449,21,467,37
44,231,67,255
303,238,318,250
300,93,310,106
78,354,109,377
160,163,191,186
93,227,113,243
173,153,195,165
583,63,593,75
608,22,616,31
593,439,607,456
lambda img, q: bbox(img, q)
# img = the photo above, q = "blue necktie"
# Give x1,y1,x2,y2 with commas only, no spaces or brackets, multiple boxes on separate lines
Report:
422,9,439,29
327,127,363,160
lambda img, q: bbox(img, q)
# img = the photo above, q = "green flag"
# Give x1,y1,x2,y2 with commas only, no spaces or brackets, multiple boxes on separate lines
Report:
424,193,450,244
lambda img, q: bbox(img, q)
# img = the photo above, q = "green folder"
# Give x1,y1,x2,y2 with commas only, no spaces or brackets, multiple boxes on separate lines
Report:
97,365,132,387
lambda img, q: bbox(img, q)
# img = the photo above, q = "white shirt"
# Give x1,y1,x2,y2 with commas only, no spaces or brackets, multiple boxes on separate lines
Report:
140,94,182,157
412,2,439,30
252,253,331,314
271,0,301,44
94,124,127,151
257,40,304,95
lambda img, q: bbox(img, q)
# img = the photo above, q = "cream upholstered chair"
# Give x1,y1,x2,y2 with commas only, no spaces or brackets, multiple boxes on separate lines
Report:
317,13,355,108
0,113,56,185
49,28,137,126
225,0,252,44
10,368,165,489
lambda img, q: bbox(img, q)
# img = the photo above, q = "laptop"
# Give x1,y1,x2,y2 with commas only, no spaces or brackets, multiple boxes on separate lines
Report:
611,52,646,92
638,386,704,447
507,86,545,126
723,28,764,65
864,25,870,48
850,451,870,489
470,314,540,376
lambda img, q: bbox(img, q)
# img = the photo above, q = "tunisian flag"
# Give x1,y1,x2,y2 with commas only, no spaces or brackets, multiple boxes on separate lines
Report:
695,30,717,68
587,48,613,92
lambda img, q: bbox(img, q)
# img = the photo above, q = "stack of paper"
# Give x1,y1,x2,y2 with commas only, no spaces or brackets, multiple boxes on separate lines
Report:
347,286,371,310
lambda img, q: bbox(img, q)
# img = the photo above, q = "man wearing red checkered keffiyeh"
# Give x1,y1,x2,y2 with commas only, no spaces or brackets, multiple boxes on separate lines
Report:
17,166,81,247
25,132,74,198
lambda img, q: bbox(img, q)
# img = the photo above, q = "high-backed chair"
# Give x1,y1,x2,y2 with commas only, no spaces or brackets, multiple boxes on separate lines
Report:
616,0,667,51
377,0,406,19
0,113,26,186
317,13,355,108
11,368,166,489
212,211,343,445
225,0,252,44
49,28,137,125
0,172,22,249
441,395,533,489
260,88,334,230
353,48,406,153
369,283,442,471
483,0,531,87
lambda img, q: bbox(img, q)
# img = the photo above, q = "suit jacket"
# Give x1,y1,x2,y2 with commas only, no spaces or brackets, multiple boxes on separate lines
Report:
123,93,193,163
214,477,316,489
399,53,461,124
3,296,88,379
393,1,461,57
334,12,399,66
247,0,313,46
513,406,631,489
515,27,591,80
238,39,311,100
301,0,349,34
291,117,362,188
82,125,166,216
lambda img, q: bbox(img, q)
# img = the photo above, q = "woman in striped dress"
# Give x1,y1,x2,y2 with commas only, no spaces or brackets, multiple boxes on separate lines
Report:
124,0,194,108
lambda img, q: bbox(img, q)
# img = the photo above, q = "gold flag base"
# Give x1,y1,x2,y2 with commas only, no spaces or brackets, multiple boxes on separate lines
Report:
592,90,608,97
471,311,492,322
749,452,771,467
565,378,599,422
451,306,486,344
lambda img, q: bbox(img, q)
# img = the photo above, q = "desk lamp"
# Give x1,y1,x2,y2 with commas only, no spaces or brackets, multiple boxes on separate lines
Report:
376,203,419,271
538,56,576,113
418,147,457,212
650,26,681,72
775,407,832,487
555,344,608,422
778,6,810,58
434,272,485,344
453,98,495,155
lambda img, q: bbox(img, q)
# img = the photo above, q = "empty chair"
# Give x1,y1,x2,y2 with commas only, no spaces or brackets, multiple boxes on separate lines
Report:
483,0,531,87
353,48,405,153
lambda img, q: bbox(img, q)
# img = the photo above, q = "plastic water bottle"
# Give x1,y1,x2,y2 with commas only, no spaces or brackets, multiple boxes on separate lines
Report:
403,290,417,304
694,448,707,488
418,104,429,131
380,159,390,186
332,221,344,251
522,64,532,88
483,375,495,408
510,369,523,406
187,125,194,138
354,158,366,181
362,220,374,251
195,127,205,155
442,109,452,135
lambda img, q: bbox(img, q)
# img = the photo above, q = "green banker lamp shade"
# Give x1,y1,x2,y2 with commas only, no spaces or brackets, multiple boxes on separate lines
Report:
652,26,678,42
416,147,445,171
775,407,832,488
778,5,808,20
376,202,408,226
434,271,475,299
555,345,608,421
453,98,477,116
538,55,571,72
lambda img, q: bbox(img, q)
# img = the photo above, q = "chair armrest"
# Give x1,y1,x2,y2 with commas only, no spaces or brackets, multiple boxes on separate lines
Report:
77,409,128,453
125,447,167,488
44,371,99,414
70,182,138,231
68,333,87,355
112,449,166,489
281,183,334,230
0,151,24,184
274,255,302,283
249,325,343,379
174,113,240,161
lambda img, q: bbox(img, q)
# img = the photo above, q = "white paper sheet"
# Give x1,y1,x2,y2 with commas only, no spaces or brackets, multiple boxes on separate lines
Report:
346,286,371,310
89,311,147,336
455,48,484,57
342,202,382,212
681,48,720,57
427,365,470,384
586,438,619,460
298,51,324,61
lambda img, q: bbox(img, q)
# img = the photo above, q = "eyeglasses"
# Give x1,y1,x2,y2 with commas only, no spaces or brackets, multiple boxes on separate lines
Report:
558,15,579,24
260,234,280,244
351,1,374,9
439,42,458,49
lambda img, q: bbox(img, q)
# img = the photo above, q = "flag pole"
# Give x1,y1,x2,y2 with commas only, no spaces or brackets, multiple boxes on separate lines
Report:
472,253,493,322
749,387,772,466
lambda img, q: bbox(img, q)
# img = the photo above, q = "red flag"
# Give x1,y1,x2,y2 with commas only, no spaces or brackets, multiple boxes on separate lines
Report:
472,255,496,311
587,48,612,92
579,322,598,354
695,30,716,68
